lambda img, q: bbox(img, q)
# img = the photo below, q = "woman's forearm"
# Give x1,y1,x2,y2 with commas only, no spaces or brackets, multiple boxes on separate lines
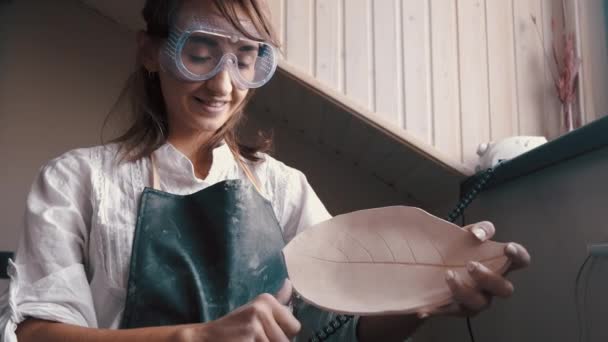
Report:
16,319,186,342
357,314,423,342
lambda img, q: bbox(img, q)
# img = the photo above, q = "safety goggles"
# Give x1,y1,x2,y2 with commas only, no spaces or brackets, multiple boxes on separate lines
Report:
160,15,278,89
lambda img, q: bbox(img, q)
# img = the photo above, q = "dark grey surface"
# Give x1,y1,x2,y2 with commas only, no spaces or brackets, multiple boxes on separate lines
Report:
0,252,13,279
419,145,608,342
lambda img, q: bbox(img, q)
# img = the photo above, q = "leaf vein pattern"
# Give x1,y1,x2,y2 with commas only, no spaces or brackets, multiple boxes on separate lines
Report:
374,230,396,262
334,244,350,262
402,230,418,263
427,235,447,266
342,231,374,261
300,254,505,267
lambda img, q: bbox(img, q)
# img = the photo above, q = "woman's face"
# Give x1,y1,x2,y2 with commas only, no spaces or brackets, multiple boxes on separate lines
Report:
157,0,252,138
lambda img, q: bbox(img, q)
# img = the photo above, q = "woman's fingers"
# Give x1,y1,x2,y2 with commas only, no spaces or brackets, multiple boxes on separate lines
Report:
199,285,301,342
417,302,460,318
505,243,531,272
269,299,301,338
446,270,491,314
467,261,514,298
275,279,293,305
252,292,301,341
251,318,271,342
417,239,530,320
463,221,496,242
462,223,531,272
256,301,290,342
271,279,301,337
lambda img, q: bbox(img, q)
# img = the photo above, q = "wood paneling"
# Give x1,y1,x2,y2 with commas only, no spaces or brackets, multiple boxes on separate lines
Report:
513,0,545,136
265,0,599,169
486,0,519,140
457,0,491,166
344,0,374,110
402,0,433,145
266,0,285,46
578,0,608,124
541,0,565,139
372,0,403,125
315,0,343,91
429,0,462,162
285,0,314,73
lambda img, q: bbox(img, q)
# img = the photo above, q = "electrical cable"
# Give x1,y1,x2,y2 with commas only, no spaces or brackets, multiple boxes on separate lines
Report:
575,254,593,342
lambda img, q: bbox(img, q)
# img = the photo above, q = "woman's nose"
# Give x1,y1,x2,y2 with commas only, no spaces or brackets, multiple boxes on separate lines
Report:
204,69,233,95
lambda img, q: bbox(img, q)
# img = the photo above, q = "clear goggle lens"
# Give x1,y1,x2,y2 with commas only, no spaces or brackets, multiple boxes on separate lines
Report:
162,29,278,89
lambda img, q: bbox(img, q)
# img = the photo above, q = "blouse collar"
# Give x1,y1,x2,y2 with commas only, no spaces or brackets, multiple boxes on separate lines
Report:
151,141,235,190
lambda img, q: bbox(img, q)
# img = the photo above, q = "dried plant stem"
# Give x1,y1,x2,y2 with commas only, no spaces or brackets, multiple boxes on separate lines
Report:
565,103,573,132
530,14,559,84
531,6,581,134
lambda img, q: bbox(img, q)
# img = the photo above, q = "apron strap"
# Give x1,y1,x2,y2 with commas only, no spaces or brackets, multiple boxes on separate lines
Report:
149,145,266,198
227,145,266,198
150,153,161,190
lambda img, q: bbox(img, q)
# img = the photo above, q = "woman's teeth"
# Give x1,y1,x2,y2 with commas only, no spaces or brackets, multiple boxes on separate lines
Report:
206,101,225,107
196,97,227,107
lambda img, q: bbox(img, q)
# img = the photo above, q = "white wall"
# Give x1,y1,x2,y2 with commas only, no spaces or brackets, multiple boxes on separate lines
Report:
0,0,136,291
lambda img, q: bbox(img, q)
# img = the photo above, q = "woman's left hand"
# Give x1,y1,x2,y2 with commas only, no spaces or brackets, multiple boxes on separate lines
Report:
418,222,531,318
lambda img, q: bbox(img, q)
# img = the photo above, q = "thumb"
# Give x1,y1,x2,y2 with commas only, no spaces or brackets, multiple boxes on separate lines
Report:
275,279,293,305
462,221,495,242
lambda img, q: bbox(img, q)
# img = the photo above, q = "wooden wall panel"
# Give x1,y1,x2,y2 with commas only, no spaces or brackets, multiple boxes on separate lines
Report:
541,0,565,139
513,0,545,136
486,0,519,141
457,0,491,166
285,0,314,73
372,0,403,124
429,0,462,162
268,0,599,169
344,0,374,109
578,0,608,124
402,0,433,145
315,0,343,91
266,0,285,46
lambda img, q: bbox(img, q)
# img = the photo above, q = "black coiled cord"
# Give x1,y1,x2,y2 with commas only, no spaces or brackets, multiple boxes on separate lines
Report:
308,314,354,342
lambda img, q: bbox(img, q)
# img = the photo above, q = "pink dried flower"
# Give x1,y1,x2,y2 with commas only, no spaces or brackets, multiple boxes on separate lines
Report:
531,9,581,131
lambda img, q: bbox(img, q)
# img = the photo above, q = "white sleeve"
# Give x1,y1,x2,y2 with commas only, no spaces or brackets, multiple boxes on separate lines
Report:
276,167,332,243
0,152,97,342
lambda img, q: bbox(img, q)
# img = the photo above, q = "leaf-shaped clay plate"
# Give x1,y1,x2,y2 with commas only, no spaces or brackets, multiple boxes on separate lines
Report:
282,206,510,315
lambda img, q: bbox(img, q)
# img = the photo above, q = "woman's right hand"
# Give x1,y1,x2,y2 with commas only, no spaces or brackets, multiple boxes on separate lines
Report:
176,280,301,342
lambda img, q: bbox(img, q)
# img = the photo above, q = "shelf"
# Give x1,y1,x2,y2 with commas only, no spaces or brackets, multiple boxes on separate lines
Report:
462,115,608,195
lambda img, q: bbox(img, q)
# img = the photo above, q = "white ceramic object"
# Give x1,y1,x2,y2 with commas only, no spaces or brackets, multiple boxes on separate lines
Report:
283,206,510,315
476,136,547,172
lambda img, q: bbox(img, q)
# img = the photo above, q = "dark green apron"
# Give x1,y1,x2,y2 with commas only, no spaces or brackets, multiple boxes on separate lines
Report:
120,154,288,328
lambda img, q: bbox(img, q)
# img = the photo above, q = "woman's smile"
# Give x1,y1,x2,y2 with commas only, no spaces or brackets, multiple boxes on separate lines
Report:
191,95,230,116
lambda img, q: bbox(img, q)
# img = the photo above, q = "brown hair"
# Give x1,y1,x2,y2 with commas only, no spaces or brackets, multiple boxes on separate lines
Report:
105,0,280,162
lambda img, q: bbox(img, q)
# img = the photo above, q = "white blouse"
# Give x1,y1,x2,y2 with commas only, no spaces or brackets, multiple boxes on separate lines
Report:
0,142,359,341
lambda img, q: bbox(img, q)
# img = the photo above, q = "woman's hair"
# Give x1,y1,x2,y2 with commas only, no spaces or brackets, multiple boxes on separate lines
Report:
105,0,280,162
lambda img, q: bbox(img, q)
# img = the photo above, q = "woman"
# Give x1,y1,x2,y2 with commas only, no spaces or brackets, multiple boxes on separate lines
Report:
0,0,530,341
